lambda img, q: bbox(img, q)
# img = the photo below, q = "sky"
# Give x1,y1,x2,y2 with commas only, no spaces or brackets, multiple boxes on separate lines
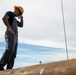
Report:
0,42,76,69
0,0,76,49
0,0,76,68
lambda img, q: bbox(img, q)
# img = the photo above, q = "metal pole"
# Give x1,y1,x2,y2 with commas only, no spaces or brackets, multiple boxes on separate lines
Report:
61,0,69,60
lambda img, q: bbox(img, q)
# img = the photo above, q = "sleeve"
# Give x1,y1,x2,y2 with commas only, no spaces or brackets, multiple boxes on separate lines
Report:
5,11,12,18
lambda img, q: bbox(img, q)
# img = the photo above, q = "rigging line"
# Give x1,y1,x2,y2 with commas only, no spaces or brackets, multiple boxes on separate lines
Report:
61,0,69,60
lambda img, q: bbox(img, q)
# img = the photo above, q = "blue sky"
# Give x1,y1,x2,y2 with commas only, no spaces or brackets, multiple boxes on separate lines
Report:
0,42,67,68
0,42,76,68
0,0,76,68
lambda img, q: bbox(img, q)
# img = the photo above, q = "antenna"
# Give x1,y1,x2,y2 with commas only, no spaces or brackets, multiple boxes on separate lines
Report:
61,0,69,60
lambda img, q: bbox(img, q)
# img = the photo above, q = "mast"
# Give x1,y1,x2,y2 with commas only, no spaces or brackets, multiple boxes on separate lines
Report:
61,0,69,60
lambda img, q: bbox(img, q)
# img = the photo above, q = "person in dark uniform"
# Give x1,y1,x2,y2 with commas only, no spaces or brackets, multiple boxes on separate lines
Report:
0,6,24,70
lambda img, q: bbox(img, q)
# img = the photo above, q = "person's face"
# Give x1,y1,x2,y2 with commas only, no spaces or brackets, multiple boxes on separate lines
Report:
14,8,20,16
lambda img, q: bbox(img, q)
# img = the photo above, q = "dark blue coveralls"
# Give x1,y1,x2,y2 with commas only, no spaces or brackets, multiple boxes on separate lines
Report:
0,11,18,70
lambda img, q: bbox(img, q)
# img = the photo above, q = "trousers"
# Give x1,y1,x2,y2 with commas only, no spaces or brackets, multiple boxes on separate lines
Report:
0,31,18,70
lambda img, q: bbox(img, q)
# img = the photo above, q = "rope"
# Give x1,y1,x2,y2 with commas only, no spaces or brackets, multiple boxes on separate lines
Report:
61,0,69,60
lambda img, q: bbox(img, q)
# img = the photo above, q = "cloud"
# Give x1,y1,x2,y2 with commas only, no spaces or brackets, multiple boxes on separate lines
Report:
0,0,76,50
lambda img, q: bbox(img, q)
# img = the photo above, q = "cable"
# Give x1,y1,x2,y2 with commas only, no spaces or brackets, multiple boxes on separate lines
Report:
61,0,69,60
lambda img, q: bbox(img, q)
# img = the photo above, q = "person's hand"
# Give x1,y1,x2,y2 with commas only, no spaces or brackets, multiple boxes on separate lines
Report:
8,27,15,35
18,15,23,19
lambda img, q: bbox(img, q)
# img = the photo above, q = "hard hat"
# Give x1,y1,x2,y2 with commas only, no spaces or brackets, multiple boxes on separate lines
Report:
14,6,24,15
